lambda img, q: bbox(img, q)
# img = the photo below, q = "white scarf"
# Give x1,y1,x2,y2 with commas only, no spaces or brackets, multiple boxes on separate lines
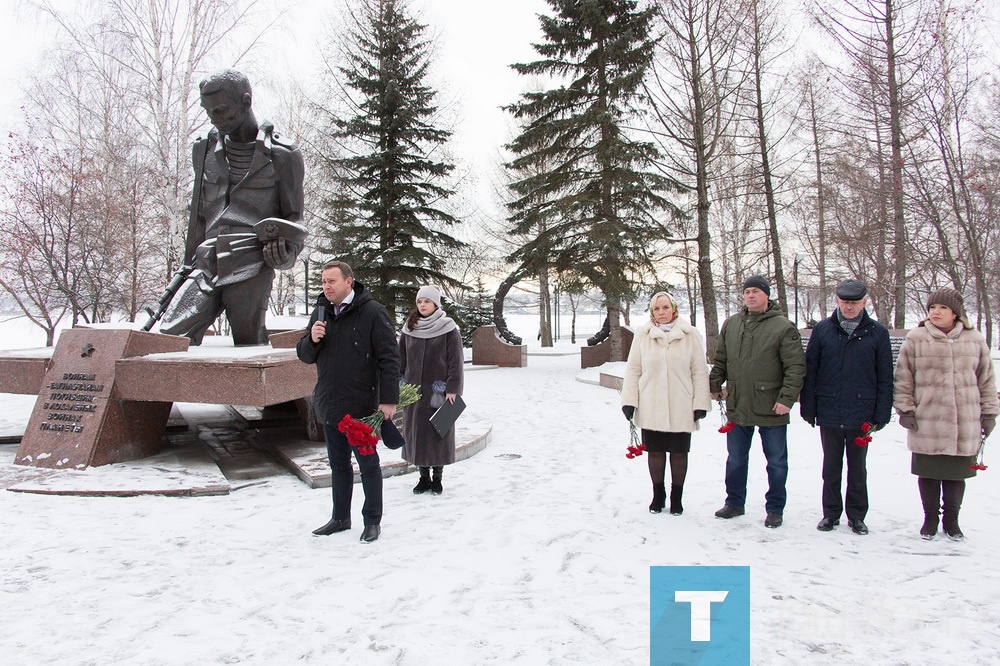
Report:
403,308,459,339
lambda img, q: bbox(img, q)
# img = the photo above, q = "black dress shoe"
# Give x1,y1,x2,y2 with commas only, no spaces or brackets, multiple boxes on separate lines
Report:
764,512,783,528
714,505,745,519
848,519,869,535
816,517,840,532
312,518,351,536
360,525,381,543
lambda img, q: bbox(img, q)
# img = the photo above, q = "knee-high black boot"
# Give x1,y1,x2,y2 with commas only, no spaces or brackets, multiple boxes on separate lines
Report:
918,477,941,539
941,479,966,540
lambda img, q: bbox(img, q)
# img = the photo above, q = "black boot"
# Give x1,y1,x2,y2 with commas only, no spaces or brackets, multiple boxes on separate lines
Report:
918,477,940,540
942,479,966,540
430,466,443,495
669,485,684,515
649,483,666,513
413,467,432,494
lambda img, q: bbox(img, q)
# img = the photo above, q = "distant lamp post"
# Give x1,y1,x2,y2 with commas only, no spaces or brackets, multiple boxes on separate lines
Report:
302,254,311,314
793,253,809,329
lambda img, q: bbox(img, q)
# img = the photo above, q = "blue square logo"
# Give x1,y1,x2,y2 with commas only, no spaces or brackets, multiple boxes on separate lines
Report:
650,566,750,665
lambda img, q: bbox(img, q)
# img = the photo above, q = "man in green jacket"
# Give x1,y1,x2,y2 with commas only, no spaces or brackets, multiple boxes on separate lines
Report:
709,275,806,528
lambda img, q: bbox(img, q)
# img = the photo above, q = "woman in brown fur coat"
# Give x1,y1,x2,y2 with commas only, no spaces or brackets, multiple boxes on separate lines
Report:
893,288,998,540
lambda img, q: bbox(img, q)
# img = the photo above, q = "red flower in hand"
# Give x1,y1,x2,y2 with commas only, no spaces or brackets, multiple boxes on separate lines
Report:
338,415,379,455
971,438,988,471
854,422,874,447
719,422,735,434
624,419,646,459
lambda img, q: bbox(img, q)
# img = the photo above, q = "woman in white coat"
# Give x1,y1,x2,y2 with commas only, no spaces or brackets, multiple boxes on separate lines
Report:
621,292,711,514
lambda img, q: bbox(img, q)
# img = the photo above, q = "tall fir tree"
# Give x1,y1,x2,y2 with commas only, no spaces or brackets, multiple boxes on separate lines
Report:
313,0,463,324
505,0,686,360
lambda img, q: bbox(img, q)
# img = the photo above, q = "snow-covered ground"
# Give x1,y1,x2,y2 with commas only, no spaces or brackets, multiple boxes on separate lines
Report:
1,312,999,664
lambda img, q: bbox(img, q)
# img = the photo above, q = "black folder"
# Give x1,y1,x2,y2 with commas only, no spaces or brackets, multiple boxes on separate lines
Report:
429,395,466,437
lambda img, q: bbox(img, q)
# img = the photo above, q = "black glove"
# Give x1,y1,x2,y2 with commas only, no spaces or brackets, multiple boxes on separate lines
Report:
694,409,706,421
622,405,635,420
872,422,887,433
982,415,996,438
898,412,918,431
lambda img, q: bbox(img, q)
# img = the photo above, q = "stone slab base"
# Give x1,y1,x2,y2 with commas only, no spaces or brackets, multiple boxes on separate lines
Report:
4,438,230,497
261,424,493,489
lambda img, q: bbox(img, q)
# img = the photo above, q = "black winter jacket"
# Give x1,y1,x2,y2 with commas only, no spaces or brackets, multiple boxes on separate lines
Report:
296,282,400,425
799,309,893,429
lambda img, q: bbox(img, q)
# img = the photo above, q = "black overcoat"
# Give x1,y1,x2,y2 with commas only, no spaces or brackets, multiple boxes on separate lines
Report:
800,309,893,429
296,282,400,425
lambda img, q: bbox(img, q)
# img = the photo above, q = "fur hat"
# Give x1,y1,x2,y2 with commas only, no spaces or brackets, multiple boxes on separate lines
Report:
742,275,770,296
926,288,964,320
416,285,442,308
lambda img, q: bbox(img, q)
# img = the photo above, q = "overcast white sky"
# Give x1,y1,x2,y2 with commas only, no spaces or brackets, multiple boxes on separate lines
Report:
0,0,549,176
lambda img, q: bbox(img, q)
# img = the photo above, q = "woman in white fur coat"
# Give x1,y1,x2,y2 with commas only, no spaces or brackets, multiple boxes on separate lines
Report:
621,292,712,515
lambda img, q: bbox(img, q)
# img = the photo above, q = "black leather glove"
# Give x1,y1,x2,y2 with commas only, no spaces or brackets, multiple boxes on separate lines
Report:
622,405,635,420
694,409,706,421
982,415,996,438
898,412,918,431
872,422,887,432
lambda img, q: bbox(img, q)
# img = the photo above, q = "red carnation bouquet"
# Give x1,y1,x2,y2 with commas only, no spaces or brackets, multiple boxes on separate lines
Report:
854,422,874,447
972,437,989,471
625,416,646,459
718,399,734,434
338,383,421,455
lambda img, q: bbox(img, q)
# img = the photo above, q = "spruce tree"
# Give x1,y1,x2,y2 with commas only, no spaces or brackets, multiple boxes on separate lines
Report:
505,0,685,359
313,0,463,324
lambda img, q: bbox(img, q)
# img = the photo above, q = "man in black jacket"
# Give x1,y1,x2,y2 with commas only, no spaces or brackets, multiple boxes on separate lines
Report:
800,279,893,535
297,261,400,543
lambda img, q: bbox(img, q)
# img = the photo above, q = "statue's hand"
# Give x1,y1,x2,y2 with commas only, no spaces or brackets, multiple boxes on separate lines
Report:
263,238,296,269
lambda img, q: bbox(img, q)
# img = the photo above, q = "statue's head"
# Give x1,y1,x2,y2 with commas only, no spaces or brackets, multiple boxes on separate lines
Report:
199,69,254,137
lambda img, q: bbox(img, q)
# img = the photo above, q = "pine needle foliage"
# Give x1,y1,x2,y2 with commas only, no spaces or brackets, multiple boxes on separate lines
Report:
505,0,686,304
313,0,464,323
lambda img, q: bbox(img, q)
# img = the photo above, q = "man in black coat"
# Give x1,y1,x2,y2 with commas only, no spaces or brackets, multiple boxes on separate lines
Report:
296,261,400,543
800,279,893,535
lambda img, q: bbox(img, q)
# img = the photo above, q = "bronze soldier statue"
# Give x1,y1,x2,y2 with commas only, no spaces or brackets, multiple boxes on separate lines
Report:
159,69,307,345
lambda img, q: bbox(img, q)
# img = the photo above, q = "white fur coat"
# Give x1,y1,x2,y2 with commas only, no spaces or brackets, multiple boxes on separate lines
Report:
620,317,712,433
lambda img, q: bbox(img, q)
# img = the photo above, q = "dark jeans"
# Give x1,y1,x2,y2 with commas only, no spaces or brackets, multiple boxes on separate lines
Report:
820,426,869,522
724,425,788,514
323,424,383,526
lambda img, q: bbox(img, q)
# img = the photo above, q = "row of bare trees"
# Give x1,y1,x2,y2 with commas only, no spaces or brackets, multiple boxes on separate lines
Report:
2,0,1000,353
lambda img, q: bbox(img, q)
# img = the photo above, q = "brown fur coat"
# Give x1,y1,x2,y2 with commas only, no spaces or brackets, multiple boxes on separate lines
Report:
893,321,998,456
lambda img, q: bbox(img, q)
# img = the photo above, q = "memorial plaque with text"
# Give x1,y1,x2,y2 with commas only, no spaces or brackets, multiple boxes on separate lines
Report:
15,328,189,469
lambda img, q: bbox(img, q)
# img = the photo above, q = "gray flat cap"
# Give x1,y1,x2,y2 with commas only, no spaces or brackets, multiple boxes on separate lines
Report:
835,279,867,300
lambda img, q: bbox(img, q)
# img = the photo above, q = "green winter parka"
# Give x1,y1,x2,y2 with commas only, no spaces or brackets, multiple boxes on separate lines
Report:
709,301,806,426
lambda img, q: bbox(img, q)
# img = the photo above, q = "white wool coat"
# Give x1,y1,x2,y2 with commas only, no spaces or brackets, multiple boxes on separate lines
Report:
621,317,712,433
893,321,999,456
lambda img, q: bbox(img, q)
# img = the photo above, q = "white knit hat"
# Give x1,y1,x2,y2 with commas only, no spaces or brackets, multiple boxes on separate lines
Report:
416,285,442,308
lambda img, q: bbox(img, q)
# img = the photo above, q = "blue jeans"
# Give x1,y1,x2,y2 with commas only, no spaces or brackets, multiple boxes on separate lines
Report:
324,424,383,526
724,425,788,514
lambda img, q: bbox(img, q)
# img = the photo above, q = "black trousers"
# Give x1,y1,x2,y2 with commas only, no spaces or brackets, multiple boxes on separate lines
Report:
323,424,383,526
820,426,869,522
